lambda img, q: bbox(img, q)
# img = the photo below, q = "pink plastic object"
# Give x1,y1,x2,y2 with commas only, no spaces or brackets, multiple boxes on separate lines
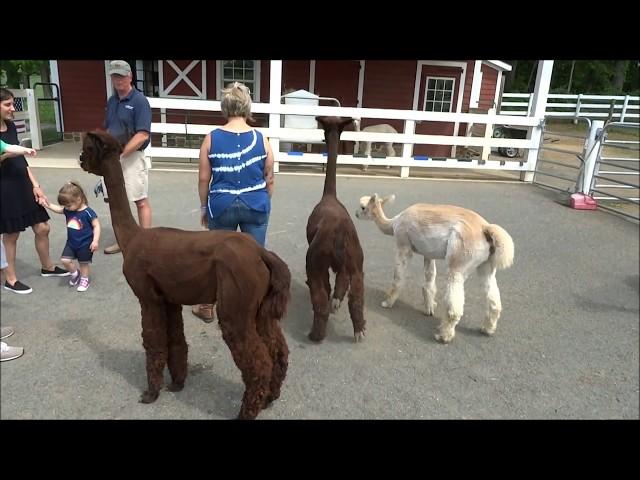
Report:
570,193,597,210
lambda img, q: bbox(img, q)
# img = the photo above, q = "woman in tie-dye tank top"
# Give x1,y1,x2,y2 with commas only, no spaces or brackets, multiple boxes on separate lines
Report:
192,82,276,321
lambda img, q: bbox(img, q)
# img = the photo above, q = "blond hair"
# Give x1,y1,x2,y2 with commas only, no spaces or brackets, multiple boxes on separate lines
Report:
58,180,88,207
220,82,252,119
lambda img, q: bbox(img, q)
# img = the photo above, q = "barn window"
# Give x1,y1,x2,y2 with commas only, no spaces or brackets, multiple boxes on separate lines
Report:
134,60,159,97
220,60,260,100
423,77,455,113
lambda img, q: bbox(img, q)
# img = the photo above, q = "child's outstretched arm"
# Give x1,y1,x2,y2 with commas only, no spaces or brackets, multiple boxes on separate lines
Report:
90,218,101,252
44,201,64,214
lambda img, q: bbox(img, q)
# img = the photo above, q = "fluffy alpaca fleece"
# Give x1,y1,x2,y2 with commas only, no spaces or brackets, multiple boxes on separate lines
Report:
79,130,291,419
356,194,514,343
305,116,366,343
353,119,397,158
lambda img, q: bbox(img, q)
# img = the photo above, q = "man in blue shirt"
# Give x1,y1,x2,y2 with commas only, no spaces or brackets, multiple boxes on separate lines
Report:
101,60,153,255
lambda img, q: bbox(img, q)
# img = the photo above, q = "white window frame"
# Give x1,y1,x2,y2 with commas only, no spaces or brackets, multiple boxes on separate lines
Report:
422,76,456,113
216,60,261,101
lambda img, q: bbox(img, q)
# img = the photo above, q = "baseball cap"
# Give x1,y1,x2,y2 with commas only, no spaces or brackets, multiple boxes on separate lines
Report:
108,60,132,76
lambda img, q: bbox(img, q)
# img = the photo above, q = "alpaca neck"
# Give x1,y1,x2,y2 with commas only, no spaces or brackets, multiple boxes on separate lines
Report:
373,203,395,235
102,153,140,252
322,129,339,198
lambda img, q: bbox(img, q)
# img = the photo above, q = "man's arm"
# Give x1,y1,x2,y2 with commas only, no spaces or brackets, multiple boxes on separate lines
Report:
120,131,150,157
120,94,152,157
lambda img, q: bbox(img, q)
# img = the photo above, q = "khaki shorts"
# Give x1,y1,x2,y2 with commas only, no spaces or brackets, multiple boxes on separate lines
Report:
102,151,149,202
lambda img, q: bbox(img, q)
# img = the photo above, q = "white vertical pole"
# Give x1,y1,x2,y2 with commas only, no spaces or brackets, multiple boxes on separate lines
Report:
469,60,482,109
104,60,113,100
481,107,495,161
26,89,42,150
357,60,365,108
401,119,415,178
620,95,629,122
161,108,167,147
582,120,604,194
309,60,316,93
574,93,582,124
49,60,64,133
269,60,283,173
493,70,503,109
451,65,467,157
521,60,554,182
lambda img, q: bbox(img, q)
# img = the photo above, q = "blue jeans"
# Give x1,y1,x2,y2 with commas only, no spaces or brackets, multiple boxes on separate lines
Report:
208,198,269,247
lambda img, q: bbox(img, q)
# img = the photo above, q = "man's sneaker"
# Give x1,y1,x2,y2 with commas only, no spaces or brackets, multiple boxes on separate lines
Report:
77,277,90,292
0,327,15,340
104,243,121,254
41,266,70,277
1,341,24,362
69,271,80,286
3,280,33,294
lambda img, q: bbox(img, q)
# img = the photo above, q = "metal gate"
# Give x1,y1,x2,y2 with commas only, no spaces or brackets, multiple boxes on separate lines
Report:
588,122,639,221
532,117,592,193
33,82,63,146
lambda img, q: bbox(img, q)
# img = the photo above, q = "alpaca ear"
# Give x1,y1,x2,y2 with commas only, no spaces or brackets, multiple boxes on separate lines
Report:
382,194,396,205
371,193,379,203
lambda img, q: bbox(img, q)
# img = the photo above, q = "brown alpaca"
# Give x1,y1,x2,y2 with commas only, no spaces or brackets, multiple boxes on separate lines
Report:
79,130,291,419
305,116,366,343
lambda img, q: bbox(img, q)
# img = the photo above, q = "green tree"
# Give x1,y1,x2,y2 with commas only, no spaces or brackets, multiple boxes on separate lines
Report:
0,60,48,88
504,60,639,95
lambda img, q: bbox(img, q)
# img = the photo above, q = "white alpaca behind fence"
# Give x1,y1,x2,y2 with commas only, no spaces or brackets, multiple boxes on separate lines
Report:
355,194,514,343
353,119,397,157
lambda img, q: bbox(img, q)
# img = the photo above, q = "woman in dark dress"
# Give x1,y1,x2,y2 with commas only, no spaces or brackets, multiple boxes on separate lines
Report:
0,88,69,294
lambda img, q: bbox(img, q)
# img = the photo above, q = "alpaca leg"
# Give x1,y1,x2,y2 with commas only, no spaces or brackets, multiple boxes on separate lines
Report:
219,318,273,420
166,302,188,392
257,318,289,406
347,270,366,342
386,143,395,157
331,268,349,313
422,258,437,316
435,271,465,344
477,261,502,336
140,301,169,403
382,247,412,308
307,271,331,342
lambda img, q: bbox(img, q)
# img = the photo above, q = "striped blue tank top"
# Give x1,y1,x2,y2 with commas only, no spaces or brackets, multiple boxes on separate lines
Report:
207,128,270,219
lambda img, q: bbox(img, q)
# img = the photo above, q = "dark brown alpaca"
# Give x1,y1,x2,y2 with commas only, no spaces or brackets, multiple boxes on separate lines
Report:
79,130,291,419
305,116,366,343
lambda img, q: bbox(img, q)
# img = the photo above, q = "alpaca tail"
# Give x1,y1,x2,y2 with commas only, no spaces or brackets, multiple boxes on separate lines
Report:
483,224,514,270
258,249,292,322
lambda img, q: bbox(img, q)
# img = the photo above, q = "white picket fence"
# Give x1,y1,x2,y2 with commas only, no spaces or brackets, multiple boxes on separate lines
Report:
146,97,543,178
500,93,639,121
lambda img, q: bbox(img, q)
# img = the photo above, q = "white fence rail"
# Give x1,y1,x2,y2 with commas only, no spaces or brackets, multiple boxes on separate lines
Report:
146,97,543,178
500,93,639,121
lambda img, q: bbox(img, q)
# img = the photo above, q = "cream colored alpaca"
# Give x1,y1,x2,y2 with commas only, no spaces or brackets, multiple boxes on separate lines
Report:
355,194,514,343
353,119,397,157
